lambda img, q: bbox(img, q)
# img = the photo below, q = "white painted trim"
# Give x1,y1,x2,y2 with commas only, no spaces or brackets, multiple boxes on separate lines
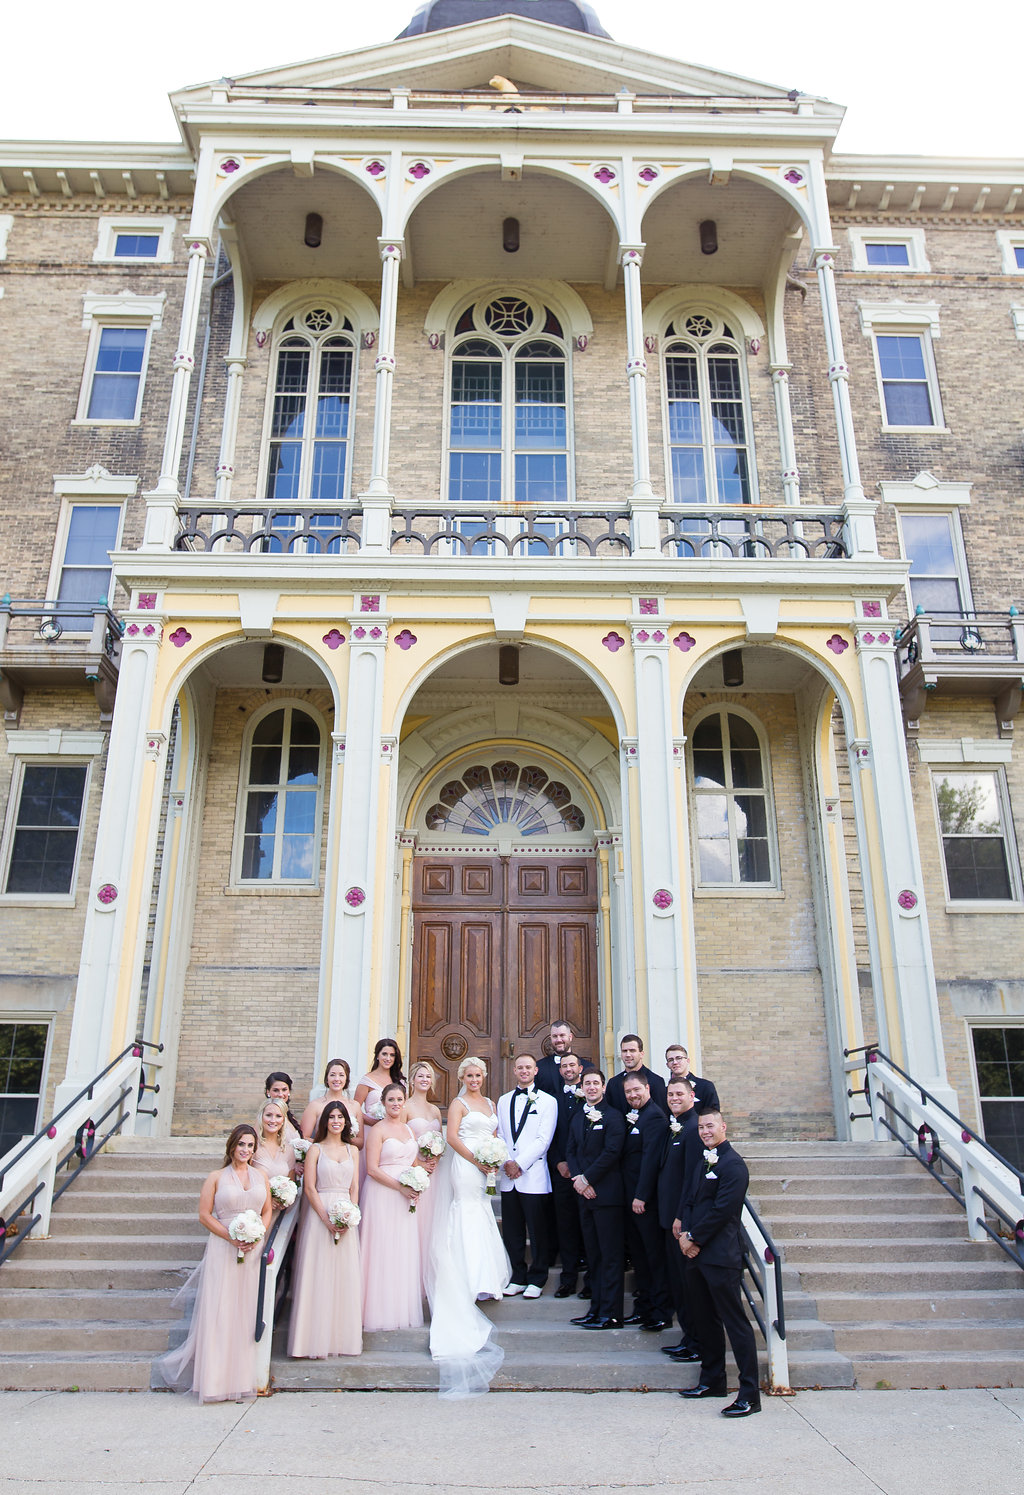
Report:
53,466,139,499
892,505,973,620
879,473,970,507
642,285,764,342
424,279,593,340
928,764,1023,905
860,306,945,431
5,730,107,757
995,230,1024,275
848,226,930,272
0,757,93,905
43,498,126,631
80,290,166,331
93,215,178,264
251,280,379,341
858,300,941,337
0,214,12,260
75,313,159,427
1011,305,1024,341
918,739,1012,765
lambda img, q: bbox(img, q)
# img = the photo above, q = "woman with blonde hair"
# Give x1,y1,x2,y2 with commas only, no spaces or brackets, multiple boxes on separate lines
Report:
403,1060,444,1282
252,1101,296,1194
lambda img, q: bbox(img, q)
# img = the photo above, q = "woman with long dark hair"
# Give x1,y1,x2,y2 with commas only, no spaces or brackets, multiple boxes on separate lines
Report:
354,1039,406,1132
288,1100,362,1358
300,1057,363,1148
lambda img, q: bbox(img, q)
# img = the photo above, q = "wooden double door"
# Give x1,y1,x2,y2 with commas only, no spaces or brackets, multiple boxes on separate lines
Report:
411,853,599,1105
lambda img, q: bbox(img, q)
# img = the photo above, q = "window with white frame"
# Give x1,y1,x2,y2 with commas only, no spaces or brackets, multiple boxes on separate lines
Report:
859,302,944,430
848,227,929,272
47,503,123,631
94,215,177,264
446,296,570,505
933,768,1020,902
234,704,325,885
76,293,164,426
971,1025,1024,1169
0,1021,51,1158
263,306,356,506
662,313,754,504
690,708,776,887
2,761,90,897
896,509,972,643
996,231,1024,275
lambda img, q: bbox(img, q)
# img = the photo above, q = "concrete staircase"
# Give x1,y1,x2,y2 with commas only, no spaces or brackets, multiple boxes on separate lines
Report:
744,1141,1024,1390
1,1137,1019,1392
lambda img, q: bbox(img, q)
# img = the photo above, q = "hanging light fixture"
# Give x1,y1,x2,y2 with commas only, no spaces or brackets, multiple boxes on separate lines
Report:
304,212,323,248
699,219,718,255
503,217,520,253
262,643,285,684
722,649,744,687
498,644,520,686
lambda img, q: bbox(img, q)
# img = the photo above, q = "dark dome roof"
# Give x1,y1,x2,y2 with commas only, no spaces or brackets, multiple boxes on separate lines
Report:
397,2,611,39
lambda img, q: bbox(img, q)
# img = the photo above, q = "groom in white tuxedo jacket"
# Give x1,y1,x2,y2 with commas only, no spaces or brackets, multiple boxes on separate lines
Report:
497,1054,558,1297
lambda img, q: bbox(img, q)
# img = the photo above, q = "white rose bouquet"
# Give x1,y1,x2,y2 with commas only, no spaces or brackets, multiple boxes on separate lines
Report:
227,1208,266,1264
471,1136,509,1195
268,1175,298,1210
398,1165,431,1213
347,1111,360,1136
367,1102,386,1122
417,1129,446,1162
291,1137,311,1164
327,1198,361,1242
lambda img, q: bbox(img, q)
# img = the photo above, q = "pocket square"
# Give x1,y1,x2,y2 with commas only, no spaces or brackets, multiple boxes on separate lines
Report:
705,1170,717,1180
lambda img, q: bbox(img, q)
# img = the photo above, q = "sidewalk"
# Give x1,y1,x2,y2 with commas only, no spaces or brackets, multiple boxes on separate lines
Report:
4,1387,1022,1493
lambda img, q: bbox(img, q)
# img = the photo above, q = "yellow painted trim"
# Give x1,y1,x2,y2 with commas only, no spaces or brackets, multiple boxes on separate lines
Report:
108,756,160,1056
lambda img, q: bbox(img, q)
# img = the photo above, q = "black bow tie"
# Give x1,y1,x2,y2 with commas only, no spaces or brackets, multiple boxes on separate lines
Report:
516,1086,530,1094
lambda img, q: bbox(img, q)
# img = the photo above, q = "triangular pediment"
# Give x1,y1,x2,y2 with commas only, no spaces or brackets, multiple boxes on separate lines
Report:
173,16,814,108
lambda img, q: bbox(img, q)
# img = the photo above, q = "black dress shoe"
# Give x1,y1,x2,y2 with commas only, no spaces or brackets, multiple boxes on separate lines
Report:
679,1381,728,1399
666,1347,701,1362
553,1285,575,1299
577,1286,592,1299
640,1318,671,1332
721,1398,761,1418
623,1312,645,1326
582,1316,624,1330
661,1341,688,1355
571,1312,600,1326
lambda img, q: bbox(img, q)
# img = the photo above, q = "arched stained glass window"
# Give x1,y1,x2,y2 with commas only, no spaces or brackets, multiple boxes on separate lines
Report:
424,760,585,837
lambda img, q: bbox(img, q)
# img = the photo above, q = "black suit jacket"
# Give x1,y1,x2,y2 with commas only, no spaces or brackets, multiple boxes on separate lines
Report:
681,1138,749,1270
548,1082,585,1168
657,1109,703,1231
566,1101,625,1207
621,1101,668,1204
536,1052,593,1098
605,1064,668,1116
685,1073,720,1112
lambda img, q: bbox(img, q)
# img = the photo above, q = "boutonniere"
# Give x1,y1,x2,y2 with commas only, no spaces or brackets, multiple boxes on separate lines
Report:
584,1103,602,1128
625,1109,639,1125
703,1147,719,1175
525,1084,539,1116
668,1116,683,1136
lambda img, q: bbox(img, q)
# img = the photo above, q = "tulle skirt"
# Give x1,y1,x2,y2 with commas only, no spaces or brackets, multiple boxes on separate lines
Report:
151,1234,260,1402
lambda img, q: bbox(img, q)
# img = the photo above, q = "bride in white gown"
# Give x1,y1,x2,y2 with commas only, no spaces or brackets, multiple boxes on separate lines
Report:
425,1055,511,1397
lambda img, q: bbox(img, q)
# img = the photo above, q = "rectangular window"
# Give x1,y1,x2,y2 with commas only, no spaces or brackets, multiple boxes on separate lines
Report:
113,232,160,259
865,242,911,267
971,1026,1024,1170
0,1022,50,1158
876,333,937,426
935,770,1018,902
54,505,122,630
4,763,89,896
1017,247,1024,270
85,326,148,421
897,510,971,643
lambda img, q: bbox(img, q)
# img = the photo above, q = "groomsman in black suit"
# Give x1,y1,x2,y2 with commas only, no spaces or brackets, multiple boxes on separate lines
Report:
566,1068,626,1330
536,1019,592,1098
665,1045,720,1113
546,1052,589,1298
678,1110,761,1417
620,1073,672,1331
657,1077,703,1361
605,1034,668,1115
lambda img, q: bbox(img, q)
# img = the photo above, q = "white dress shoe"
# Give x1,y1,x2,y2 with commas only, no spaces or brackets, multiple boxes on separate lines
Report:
503,1283,526,1296
523,1285,543,1299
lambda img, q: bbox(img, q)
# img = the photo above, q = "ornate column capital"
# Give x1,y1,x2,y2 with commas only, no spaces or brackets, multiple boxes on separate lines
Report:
618,242,645,269
377,237,405,262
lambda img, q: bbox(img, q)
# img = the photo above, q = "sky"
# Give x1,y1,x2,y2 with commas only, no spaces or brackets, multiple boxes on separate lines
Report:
3,0,1016,160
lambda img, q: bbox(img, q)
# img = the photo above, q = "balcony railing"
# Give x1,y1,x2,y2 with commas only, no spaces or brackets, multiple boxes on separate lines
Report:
895,608,1024,736
0,597,123,724
173,501,856,562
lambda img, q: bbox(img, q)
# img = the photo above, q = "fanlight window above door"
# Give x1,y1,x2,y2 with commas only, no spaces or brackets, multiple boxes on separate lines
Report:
424,761,585,837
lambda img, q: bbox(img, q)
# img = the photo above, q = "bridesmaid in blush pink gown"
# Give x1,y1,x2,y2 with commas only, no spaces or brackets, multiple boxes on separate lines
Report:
354,1040,406,1187
152,1124,272,1402
252,1102,296,1192
361,1082,423,1330
288,1101,362,1358
404,1060,444,1288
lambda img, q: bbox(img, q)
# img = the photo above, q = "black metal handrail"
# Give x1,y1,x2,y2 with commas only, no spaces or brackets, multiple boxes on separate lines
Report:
740,1196,787,1344
0,1039,162,1269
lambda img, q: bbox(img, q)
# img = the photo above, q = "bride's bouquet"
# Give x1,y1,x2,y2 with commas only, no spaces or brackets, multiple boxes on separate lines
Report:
227,1209,266,1264
398,1165,431,1213
416,1129,446,1164
327,1198,361,1243
268,1175,298,1210
471,1136,508,1195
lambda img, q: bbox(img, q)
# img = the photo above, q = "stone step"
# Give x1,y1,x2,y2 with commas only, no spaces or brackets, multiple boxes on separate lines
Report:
831,1319,1024,1352
847,1351,1024,1391
750,1176,942,1197
747,1159,926,1178
0,1319,177,1354
809,1289,1024,1322
0,1258,193,1292
0,1289,181,1322
0,1353,153,1392
780,1237,993,1264
754,1194,961,1218
70,1170,215,1194
757,1214,966,1240
794,1261,1023,1294
8,1234,205,1263
743,1143,906,1158
45,1211,207,1237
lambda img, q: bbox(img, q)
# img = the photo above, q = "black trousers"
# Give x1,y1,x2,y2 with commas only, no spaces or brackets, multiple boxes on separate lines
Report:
625,1204,671,1320
551,1169,588,1288
579,1202,624,1321
664,1226,695,1342
500,1186,551,1288
686,1257,760,1400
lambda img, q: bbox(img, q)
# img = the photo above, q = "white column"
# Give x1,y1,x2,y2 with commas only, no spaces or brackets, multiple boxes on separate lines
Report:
851,627,955,1109
55,625,166,1105
629,619,689,1061
814,248,865,504
214,354,247,508
620,244,654,502
770,363,800,505
155,239,210,495
320,612,389,1069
